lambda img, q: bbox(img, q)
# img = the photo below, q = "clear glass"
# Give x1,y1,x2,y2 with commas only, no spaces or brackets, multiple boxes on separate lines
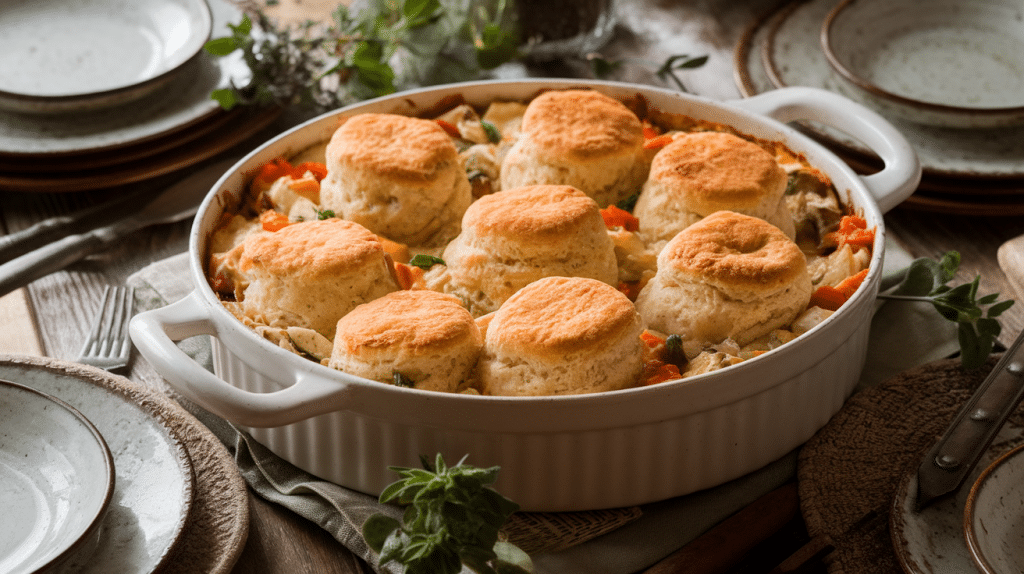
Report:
514,0,618,60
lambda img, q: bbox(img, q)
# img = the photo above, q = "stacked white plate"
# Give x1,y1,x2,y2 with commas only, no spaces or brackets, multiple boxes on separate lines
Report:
0,0,281,193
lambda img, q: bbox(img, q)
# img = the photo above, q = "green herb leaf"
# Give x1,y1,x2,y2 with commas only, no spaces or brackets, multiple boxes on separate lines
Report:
209,88,240,110
363,454,529,574
409,254,445,269
352,40,396,96
656,54,709,93
588,55,621,78
403,0,443,29
204,36,239,56
316,208,336,220
878,251,1015,370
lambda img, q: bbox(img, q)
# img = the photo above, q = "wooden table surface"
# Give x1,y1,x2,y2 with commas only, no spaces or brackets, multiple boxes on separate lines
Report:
3,1,1024,573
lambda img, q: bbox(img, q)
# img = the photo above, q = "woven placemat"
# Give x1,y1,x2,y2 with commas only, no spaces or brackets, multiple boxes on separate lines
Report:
797,355,1024,574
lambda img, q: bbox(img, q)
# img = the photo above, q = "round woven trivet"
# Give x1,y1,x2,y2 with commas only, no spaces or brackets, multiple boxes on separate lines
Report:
797,355,1024,574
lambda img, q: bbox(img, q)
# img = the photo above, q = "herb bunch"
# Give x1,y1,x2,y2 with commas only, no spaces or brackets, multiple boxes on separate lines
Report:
204,0,708,115
880,251,1015,370
363,454,532,574
204,0,519,113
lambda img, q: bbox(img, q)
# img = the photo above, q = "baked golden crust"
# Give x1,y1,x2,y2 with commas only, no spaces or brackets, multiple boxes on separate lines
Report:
333,290,479,353
239,218,386,279
319,113,472,247
649,132,786,214
432,185,619,317
487,276,638,357
659,210,805,291
477,276,645,395
329,290,483,393
499,90,650,207
325,113,459,182
463,184,601,239
519,90,644,160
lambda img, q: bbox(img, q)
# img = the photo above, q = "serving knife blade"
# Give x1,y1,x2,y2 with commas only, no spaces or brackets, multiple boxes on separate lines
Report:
0,158,235,298
914,328,1024,511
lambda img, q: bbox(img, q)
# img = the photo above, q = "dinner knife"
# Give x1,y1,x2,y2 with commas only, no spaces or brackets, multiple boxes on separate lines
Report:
0,158,235,298
914,328,1024,510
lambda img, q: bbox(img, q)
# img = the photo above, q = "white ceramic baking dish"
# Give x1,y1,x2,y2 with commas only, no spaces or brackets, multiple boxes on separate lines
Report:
130,79,920,511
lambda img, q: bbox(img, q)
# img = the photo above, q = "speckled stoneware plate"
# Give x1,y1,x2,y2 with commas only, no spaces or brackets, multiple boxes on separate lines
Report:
0,0,212,114
0,354,251,574
964,443,1024,574
736,0,1024,181
890,423,1024,574
821,0,1024,129
0,380,115,574
0,357,195,574
0,0,248,156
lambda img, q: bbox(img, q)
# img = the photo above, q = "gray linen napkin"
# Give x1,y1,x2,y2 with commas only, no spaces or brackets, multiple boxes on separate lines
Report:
127,237,956,574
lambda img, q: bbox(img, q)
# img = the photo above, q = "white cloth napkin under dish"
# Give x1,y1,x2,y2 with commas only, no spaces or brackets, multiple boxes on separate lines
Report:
128,236,957,574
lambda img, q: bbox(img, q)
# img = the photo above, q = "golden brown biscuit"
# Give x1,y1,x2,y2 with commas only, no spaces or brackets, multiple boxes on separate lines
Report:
476,276,645,396
499,90,649,208
634,211,812,347
319,113,472,247
426,184,619,316
238,219,399,338
329,290,482,393
633,131,794,248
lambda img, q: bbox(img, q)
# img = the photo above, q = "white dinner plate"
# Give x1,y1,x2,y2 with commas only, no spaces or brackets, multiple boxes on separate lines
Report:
738,0,1024,181
0,359,195,574
0,0,248,156
0,380,115,574
0,0,213,114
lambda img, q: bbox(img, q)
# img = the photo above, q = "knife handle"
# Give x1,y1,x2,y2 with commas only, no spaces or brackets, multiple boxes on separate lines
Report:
0,215,77,264
0,226,118,297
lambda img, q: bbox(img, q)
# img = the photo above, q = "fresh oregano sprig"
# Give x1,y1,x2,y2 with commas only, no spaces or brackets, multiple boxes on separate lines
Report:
363,454,532,574
878,251,1015,370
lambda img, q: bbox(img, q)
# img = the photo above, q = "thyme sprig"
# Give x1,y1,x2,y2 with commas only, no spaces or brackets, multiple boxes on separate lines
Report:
879,251,1015,370
363,454,532,574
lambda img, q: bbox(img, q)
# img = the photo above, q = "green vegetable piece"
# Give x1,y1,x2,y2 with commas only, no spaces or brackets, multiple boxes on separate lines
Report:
409,254,445,270
481,120,502,143
316,208,335,220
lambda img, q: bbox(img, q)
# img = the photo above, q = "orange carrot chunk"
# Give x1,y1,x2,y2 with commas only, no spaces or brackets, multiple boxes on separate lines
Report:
601,205,640,231
435,119,461,138
643,134,673,150
835,268,869,299
260,210,291,232
809,285,847,312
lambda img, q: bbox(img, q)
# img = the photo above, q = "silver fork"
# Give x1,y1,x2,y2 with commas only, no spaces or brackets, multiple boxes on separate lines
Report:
77,285,135,371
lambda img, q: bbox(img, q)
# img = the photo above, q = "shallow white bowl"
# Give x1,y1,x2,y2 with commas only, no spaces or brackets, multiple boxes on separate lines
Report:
131,79,920,511
0,0,213,114
0,379,115,574
965,443,1024,574
821,0,1024,129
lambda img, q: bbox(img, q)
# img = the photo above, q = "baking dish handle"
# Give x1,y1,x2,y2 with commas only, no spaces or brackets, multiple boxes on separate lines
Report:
730,86,921,213
129,291,352,427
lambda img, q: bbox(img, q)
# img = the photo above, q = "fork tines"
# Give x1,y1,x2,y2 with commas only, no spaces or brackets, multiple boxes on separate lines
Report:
77,285,135,371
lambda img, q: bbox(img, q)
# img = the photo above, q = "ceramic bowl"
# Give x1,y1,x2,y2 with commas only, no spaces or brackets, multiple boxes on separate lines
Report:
0,0,213,114
0,379,115,573
130,79,920,511
821,0,1024,129
964,443,1024,574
